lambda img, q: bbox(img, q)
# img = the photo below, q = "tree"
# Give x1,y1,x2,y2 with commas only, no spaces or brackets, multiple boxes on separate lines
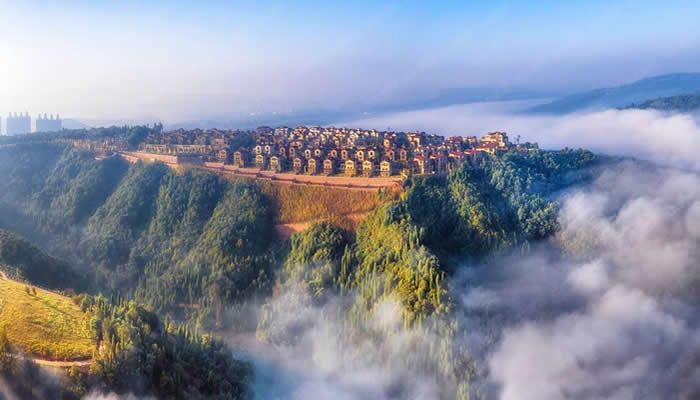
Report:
126,126,152,147
0,326,15,374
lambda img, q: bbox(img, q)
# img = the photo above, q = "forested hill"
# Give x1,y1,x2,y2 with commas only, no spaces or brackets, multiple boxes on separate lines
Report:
0,228,250,399
0,144,274,328
0,143,388,327
0,142,603,399
0,284,251,399
0,228,85,292
620,91,700,112
0,142,600,323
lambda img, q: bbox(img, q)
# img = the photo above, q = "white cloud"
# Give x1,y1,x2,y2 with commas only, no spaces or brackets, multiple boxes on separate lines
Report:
342,104,700,171
476,163,700,399
490,284,687,400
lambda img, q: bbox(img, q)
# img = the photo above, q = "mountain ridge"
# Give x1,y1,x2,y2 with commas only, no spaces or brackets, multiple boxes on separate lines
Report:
620,90,700,112
529,73,700,114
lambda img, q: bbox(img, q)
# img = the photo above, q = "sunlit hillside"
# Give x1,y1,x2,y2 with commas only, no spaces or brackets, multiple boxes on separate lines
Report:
0,275,92,361
253,179,402,224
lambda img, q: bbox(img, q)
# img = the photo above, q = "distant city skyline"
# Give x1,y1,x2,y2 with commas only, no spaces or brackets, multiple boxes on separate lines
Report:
2,1,700,121
1,112,62,135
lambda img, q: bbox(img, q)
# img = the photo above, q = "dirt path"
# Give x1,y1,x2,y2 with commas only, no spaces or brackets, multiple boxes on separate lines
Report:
30,357,92,368
0,270,94,368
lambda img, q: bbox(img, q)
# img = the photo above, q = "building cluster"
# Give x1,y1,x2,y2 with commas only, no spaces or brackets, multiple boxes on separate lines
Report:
1,113,62,135
35,114,63,133
139,126,523,177
140,128,248,162
5,113,31,135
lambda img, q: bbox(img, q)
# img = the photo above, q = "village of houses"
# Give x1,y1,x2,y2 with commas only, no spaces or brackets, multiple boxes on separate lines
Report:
129,126,524,180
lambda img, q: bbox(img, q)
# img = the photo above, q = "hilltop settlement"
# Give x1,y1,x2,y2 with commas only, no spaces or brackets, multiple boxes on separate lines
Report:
77,126,535,182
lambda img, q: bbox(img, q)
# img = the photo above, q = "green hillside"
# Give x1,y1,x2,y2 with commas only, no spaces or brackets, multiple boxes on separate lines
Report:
620,91,700,112
0,229,86,292
0,144,601,329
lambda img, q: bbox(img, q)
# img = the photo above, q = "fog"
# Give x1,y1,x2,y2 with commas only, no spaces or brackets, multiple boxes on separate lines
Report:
234,284,453,400
469,162,700,399
342,103,700,171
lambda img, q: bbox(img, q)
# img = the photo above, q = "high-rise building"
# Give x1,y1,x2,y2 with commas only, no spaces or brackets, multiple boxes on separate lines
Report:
35,113,62,132
7,113,31,135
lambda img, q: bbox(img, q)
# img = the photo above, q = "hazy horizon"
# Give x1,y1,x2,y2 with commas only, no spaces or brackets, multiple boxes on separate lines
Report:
3,1,700,121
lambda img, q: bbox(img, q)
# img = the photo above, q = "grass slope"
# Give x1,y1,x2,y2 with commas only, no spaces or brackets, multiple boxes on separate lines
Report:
0,277,93,361
253,179,401,224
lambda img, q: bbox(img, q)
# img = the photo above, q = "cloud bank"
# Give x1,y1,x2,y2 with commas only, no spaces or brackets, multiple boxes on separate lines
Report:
341,104,700,171
464,162,700,399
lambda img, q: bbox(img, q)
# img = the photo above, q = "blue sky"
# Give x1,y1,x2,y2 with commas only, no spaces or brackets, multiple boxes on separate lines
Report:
1,1,699,120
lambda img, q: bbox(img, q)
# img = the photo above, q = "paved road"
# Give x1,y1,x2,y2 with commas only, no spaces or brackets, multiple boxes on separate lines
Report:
0,270,93,368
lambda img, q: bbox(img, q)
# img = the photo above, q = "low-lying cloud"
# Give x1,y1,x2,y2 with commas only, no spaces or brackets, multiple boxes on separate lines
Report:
462,161,700,399
235,284,450,400
340,103,700,171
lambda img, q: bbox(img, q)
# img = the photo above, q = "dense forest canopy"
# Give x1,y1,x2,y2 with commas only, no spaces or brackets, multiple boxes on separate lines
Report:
0,228,85,291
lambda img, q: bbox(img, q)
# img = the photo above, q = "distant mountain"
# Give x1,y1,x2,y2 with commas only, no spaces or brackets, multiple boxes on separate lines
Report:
620,91,700,112
61,118,90,129
377,87,557,112
529,73,700,114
